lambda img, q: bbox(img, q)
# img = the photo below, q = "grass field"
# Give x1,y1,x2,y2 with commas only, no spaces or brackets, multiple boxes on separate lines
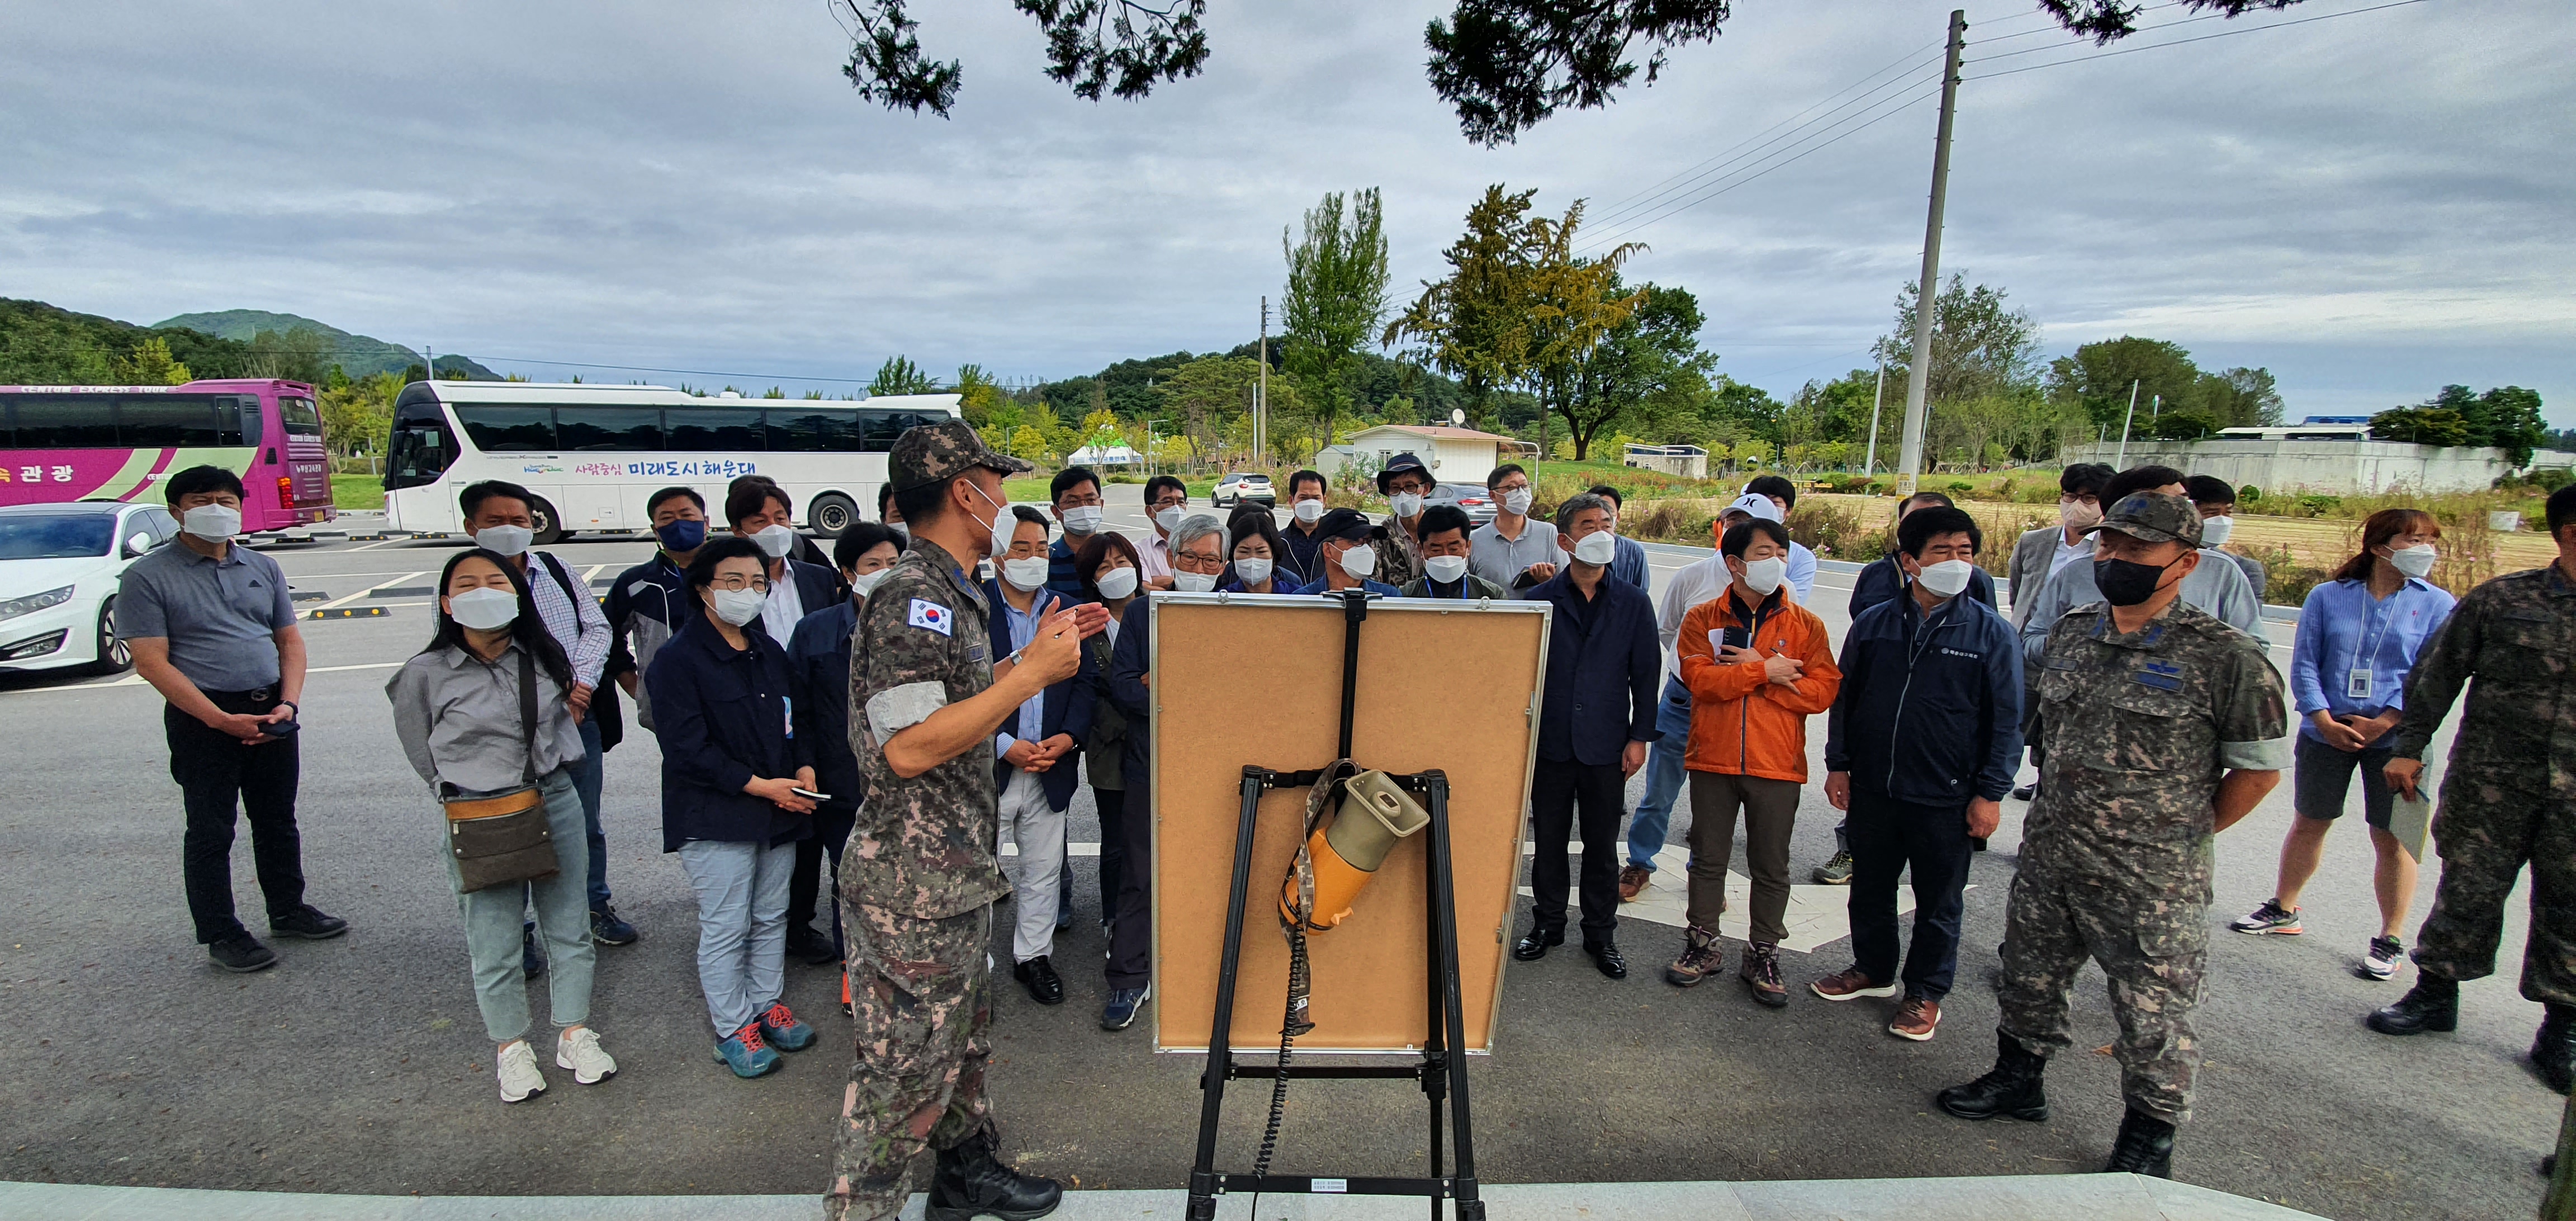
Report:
330,474,381,510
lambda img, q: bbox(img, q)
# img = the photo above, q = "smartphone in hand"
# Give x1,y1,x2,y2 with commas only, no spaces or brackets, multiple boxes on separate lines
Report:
792,788,831,802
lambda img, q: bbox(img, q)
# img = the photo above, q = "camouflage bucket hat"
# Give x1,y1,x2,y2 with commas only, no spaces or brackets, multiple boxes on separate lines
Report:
889,417,1032,493
2099,491,2203,547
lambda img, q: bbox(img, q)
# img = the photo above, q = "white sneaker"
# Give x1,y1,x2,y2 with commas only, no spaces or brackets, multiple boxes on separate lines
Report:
556,1026,618,1085
496,1039,547,1103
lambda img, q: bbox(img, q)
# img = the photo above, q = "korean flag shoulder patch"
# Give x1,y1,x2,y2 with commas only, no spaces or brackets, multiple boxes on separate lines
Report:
907,598,954,636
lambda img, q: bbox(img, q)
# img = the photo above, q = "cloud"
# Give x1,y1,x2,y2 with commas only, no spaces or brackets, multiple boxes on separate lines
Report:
0,0,2566,422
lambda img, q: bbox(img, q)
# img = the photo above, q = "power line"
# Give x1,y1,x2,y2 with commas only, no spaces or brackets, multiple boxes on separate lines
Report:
1968,0,2435,79
1580,82,1943,250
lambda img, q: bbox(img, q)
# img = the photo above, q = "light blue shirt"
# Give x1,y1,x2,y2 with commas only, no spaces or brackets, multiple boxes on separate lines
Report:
1785,540,1817,603
2289,576,2456,741
992,589,1052,754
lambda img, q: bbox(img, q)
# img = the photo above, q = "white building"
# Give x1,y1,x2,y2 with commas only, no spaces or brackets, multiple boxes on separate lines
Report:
1066,443,1143,468
1322,425,1516,488
1624,443,1708,479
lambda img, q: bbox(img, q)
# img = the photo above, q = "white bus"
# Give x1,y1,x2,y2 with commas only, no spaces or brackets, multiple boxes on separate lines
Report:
383,381,963,542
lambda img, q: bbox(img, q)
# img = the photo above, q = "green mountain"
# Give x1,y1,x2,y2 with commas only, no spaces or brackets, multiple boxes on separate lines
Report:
0,298,252,385
154,310,494,380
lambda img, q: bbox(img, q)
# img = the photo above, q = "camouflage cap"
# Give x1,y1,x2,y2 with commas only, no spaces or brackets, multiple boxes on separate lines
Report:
888,417,1032,493
2099,491,2203,547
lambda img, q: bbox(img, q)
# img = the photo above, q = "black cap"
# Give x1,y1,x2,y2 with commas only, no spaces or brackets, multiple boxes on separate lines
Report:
1315,507,1375,542
1375,452,1433,492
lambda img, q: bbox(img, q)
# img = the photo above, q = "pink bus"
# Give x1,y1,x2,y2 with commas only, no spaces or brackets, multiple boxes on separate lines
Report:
0,379,335,532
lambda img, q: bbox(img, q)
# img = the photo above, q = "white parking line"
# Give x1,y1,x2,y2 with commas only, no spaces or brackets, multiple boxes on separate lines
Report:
309,571,426,613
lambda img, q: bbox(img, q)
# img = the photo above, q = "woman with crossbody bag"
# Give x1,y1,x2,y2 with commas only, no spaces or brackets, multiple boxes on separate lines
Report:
387,548,616,1104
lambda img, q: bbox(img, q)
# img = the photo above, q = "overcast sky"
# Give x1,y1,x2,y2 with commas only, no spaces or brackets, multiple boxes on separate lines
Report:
4,0,2568,424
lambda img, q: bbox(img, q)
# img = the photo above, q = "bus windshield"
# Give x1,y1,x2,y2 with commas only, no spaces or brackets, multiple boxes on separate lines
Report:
278,396,322,435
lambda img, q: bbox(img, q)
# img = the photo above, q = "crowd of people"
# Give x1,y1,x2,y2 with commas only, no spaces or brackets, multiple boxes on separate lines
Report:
113,429,2576,1215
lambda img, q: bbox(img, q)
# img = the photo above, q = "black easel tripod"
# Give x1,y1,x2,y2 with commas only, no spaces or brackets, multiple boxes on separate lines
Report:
1185,590,1485,1220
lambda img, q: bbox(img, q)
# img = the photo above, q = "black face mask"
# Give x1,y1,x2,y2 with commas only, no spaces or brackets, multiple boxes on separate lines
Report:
2094,555,2180,607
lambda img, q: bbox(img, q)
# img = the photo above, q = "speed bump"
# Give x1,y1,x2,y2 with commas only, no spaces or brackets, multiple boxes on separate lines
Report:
307,607,389,620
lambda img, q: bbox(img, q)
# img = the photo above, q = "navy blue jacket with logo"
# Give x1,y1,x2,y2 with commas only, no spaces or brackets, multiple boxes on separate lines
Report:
1825,588,2024,807
646,612,816,851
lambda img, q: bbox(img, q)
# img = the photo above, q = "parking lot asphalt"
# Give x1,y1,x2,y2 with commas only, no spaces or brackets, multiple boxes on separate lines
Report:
0,495,2556,1220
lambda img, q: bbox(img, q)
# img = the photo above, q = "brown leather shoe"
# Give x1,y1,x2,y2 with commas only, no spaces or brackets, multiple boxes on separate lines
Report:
1889,995,1942,1042
1811,964,1898,1001
1617,864,1651,902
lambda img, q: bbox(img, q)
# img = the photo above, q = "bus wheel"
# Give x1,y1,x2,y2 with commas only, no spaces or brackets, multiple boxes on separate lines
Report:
809,493,858,539
529,498,565,546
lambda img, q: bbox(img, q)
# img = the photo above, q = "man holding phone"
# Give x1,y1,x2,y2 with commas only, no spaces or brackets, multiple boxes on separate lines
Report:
121,465,344,974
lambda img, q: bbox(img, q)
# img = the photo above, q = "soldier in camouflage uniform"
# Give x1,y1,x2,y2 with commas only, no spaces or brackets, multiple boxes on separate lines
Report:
1936,493,2290,1179
828,418,1103,1221
2367,484,2576,1094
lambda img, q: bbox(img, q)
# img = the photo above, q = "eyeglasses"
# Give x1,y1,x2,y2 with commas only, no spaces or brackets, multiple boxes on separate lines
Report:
1173,550,1226,574
709,575,772,593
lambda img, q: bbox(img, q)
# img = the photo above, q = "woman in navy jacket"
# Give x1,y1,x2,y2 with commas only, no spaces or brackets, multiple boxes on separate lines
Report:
645,536,818,1080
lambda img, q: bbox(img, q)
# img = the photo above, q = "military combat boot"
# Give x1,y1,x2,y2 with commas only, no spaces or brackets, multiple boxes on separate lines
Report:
2366,972,2459,1035
928,1126,1063,1221
1935,1030,2050,1121
2102,1108,2176,1178
2532,1004,2576,1095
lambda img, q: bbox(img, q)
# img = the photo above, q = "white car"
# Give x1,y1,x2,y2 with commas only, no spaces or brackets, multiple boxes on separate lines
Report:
0,500,178,676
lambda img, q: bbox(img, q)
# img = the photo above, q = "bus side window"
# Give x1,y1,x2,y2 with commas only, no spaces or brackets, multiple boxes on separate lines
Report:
239,397,262,446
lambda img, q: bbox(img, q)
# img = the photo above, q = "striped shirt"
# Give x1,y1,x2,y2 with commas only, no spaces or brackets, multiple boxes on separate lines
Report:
525,551,612,689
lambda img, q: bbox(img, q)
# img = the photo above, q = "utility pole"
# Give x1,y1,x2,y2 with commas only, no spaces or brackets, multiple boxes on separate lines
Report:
1894,8,1968,497
2115,379,2141,467
1258,297,1270,468
1863,363,1887,477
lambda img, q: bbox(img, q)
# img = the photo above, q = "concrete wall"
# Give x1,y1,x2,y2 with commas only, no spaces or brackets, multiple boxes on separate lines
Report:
2065,439,2516,494
1625,453,1708,479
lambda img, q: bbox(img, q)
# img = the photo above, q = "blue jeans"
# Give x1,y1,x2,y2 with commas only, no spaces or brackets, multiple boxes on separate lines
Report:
1846,792,1973,1001
1625,678,1694,871
570,717,609,909
451,770,594,1043
677,839,795,1037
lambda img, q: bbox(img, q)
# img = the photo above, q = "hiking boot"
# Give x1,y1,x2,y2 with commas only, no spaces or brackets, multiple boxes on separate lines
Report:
1888,995,1942,1042
1583,939,1629,980
1618,864,1651,902
1101,983,1150,1031
759,1002,815,1052
1665,926,1723,987
713,1023,781,1078
1936,1030,2051,1121
589,904,638,946
2367,973,2459,1035
1810,850,1854,885
2229,898,2302,936
2357,935,2405,981
1739,941,1788,1008
2534,1005,2576,1095
1014,955,1066,1005
784,922,839,966
929,1125,1063,1221
268,905,348,940
495,1039,547,1104
207,933,277,973
1811,964,1898,1002
2104,1108,2176,1177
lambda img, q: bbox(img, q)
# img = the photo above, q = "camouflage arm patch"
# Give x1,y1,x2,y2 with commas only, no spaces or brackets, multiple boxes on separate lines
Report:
2217,736,2293,770
867,681,949,741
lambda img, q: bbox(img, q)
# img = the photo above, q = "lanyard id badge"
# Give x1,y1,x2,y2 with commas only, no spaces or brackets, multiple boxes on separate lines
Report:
2346,668,2372,700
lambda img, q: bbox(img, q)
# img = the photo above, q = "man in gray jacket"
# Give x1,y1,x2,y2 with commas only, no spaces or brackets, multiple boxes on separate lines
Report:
2015,466,2266,670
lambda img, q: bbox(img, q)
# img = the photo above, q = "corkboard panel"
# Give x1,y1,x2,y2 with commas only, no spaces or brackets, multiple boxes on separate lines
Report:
1149,593,1550,1054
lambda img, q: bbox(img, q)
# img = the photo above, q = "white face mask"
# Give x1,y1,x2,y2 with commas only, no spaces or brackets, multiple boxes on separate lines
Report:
2197,515,2235,547
473,524,533,557
849,570,889,598
887,520,910,541
1234,557,1273,587
1572,531,1617,567
2386,543,2437,579
1173,570,1219,593
1154,507,1185,535
750,523,795,559
1060,505,1103,536
447,586,519,631
1502,488,1533,516
1095,566,1140,600
1293,499,1325,524
1001,556,1049,591
1736,555,1788,595
1915,559,1977,598
1335,541,1376,579
711,587,767,627
2059,499,2102,531
967,483,1015,559
1424,555,1469,585
1390,491,1424,518
180,503,242,541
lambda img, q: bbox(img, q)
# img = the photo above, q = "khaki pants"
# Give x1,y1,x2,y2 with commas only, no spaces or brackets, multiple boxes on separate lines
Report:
1686,772,1800,944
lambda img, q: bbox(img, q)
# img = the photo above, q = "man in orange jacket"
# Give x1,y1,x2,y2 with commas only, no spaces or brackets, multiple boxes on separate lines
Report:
1664,517,1843,1007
